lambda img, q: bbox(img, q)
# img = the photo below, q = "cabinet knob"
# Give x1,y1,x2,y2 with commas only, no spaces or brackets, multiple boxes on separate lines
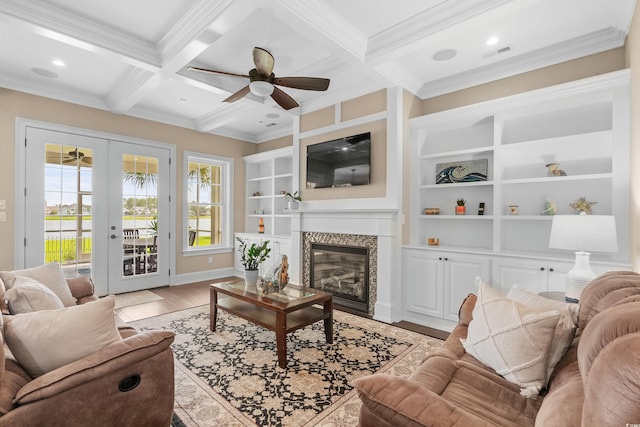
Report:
438,257,442,261
540,267,545,271
549,268,554,272
444,257,448,261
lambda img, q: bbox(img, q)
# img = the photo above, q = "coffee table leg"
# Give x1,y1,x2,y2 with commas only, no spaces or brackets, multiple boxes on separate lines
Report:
324,298,333,344
276,311,287,368
210,288,218,332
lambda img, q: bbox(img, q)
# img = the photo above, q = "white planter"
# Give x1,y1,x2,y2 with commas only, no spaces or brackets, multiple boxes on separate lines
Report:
287,200,299,210
244,269,259,291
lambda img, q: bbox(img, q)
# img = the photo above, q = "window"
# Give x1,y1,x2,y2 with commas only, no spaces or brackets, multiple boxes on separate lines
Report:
183,152,233,253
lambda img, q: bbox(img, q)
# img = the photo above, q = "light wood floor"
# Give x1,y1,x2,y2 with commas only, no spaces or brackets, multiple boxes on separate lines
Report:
115,278,449,340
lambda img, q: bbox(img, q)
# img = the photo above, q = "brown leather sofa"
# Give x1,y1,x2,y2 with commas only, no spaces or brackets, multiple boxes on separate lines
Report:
355,271,640,426
0,274,176,426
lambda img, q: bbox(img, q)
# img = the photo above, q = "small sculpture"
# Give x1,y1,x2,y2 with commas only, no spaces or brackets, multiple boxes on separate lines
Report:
541,197,556,215
570,197,597,214
545,163,567,177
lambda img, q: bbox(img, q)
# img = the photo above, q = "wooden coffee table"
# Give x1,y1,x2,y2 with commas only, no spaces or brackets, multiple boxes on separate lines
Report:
210,281,333,368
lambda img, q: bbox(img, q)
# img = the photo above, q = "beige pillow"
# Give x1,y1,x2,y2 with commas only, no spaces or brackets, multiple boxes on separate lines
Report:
4,296,121,377
0,263,76,307
5,276,65,314
462,281,561,398
507,286,577,383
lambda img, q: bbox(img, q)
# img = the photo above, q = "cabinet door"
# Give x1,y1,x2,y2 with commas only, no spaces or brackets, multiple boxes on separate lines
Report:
403,250,443,318
546,261,572,292
442,254,490,322
492,258,548,294
267,238,292,268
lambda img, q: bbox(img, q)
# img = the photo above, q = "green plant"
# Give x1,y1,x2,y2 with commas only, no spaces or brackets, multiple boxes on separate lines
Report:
284,191,302,202
236,237,271,270
456,198,466,206
149,219,158,234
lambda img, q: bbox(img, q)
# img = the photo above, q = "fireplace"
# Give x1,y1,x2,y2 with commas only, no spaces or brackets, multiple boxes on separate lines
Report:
310,243,369,313
303,232,377,316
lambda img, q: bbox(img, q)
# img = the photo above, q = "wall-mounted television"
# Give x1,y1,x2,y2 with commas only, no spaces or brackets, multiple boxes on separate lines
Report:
306,132,371,189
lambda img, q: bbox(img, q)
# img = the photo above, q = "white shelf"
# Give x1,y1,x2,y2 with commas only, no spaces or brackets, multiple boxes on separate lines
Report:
500,173,612,185
419,215,494,220
419,181,494,190
420,146,494,160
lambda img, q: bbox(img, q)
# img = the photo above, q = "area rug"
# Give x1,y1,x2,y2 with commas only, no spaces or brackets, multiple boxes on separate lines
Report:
131,305,443,426
114,289,164,309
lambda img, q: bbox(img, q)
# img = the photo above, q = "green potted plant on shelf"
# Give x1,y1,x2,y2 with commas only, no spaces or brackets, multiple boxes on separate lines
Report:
284,191,302,210
236,237,271,290
456,198,466,215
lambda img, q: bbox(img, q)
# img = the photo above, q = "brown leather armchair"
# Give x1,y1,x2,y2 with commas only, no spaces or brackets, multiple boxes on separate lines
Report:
0,274,175,426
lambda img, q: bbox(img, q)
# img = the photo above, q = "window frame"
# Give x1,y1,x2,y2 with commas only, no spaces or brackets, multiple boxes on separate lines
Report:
182,151,233,255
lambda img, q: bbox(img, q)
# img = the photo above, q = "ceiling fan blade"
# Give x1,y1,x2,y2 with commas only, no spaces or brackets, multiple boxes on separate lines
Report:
271,87,299,110
273,76,330,91
188,66,250,79
253,47,275,76
223,85,251,103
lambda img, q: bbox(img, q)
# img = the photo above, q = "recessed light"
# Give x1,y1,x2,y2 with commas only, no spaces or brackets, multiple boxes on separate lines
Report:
265,113,280,119
486,36,499,46
31,68,58,78
179,97,187,102
52,59,65,67
432,49,457,61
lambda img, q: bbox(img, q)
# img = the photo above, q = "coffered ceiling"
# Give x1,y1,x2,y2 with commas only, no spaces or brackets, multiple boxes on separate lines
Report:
0,0,634,143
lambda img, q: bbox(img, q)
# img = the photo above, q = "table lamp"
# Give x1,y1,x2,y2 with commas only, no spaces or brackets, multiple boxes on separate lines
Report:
548,214,618,303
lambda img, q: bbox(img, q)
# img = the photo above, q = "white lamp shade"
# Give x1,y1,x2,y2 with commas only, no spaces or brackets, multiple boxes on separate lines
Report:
249,81,274,97
548,215,618,253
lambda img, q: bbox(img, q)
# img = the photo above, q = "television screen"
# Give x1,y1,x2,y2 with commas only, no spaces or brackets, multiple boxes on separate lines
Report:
306,132,371,189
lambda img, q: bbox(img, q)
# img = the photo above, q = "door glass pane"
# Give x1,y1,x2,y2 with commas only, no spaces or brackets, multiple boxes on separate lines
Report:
122,154,159,277
44,144,93,277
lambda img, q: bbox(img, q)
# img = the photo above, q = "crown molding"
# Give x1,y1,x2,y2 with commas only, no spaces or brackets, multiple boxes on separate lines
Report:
366,0,515,64
195,102,251,133
107,68,157,113
417,27,627,99
255,124,294,144
0,0,159,69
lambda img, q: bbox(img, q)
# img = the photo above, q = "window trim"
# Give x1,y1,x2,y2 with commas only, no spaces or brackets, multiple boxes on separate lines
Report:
183,151,233,254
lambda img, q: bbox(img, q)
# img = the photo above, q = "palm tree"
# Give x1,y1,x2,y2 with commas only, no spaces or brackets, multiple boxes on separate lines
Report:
188,165,212,246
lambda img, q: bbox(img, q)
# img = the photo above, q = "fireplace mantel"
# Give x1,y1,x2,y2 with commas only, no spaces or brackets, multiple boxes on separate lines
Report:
289,207,402,323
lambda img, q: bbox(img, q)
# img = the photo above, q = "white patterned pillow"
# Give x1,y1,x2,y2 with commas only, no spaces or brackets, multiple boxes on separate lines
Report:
462,281,561,398
0,262,76,307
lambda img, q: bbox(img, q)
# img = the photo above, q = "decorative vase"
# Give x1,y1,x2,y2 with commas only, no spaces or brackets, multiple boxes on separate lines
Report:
455,205,466,215
244,269,259,291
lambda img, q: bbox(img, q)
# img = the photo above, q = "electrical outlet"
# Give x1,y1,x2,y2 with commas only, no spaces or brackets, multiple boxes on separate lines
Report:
208,256,213,264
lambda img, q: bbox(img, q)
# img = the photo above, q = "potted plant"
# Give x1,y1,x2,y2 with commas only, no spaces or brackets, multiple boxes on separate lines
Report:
236,237,271,290
456,199,466,215
284,191,302,210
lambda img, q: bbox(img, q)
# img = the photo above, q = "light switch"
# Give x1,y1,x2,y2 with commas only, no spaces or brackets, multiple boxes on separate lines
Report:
0,212,6,222
0,200,5,210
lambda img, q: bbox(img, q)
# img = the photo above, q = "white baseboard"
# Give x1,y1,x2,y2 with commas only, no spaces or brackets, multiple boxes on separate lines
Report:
174,267,237,286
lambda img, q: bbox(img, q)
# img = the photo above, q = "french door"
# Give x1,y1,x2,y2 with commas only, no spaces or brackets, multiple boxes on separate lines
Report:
23,126,171,295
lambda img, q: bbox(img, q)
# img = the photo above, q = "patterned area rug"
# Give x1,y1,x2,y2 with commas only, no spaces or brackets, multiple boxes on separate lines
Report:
131,305,443,426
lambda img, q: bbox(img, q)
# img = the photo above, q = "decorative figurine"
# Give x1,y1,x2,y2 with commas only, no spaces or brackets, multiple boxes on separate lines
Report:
570,197,597,214
541,197,557,215
545,162,567,176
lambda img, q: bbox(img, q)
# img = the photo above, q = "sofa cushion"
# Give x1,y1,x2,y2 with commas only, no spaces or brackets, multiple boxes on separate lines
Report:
4,276,65,314
0,262,76,307
4,296,121,377
506,286,577,381
461,281,562,398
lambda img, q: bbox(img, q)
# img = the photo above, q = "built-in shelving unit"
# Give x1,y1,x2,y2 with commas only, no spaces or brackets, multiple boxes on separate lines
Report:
403,71,631,331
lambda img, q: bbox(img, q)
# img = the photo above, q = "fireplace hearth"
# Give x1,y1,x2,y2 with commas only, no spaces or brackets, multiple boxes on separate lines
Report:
303,232,377,316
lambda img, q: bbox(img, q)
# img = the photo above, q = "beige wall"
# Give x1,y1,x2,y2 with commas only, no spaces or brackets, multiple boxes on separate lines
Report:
627,6,640,270
0,88,257,273
256,135,293,153
402,90,423,244
422,47,626,114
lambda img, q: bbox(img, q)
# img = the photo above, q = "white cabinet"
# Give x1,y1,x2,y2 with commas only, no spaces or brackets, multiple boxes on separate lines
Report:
403,248,490,331
243,147,294,237
491,257,572,294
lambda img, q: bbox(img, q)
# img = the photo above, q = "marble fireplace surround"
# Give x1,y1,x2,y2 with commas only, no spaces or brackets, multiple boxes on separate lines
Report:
290,209,400,323
303,232,377,316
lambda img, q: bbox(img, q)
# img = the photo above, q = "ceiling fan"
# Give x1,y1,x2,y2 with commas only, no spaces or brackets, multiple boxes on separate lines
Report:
46,148,92,165
188,47,330,110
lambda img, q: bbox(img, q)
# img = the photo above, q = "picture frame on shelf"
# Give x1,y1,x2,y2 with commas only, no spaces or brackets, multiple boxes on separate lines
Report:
436,159,488,184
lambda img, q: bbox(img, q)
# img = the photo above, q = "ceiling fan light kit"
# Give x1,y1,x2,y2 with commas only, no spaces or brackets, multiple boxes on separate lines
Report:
249,80,274,97
188,47,329,111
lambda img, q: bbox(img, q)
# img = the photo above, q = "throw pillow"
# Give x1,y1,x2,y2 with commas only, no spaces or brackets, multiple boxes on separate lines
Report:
0,262,76,307
506,285,577,383
4,296,121,377
461,280,561,398
4,276,65,314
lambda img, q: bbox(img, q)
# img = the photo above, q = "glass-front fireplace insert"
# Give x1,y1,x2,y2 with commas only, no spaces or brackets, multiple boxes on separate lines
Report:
310,243,369,314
